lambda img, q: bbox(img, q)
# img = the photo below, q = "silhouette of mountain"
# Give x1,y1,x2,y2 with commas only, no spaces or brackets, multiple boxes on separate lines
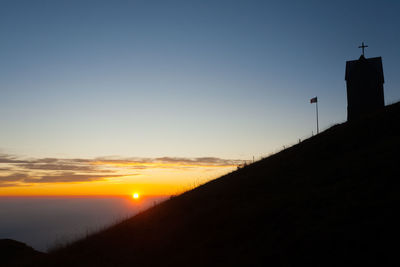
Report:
0,239,44,266
20,102,400,266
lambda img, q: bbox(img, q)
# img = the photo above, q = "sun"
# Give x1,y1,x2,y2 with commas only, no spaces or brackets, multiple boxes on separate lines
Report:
132,193,140,199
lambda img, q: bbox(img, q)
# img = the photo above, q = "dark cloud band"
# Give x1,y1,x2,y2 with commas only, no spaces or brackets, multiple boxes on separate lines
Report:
0,153,243,187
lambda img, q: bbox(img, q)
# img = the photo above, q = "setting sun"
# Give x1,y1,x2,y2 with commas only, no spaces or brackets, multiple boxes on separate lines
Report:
132,193,140,199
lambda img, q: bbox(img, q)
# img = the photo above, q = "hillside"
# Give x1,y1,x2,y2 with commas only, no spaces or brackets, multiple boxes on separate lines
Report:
36,102,400,266
0,239,43,266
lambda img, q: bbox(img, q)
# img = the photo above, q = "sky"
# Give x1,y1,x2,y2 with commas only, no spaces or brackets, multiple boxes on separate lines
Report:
1,0,399,196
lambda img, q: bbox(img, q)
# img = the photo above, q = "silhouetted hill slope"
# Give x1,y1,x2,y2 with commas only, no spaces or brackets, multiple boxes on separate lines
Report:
42,102,400,266
0,239,44,266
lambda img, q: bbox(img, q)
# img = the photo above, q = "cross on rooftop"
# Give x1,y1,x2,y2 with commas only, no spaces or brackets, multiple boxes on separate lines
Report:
359,42,368,56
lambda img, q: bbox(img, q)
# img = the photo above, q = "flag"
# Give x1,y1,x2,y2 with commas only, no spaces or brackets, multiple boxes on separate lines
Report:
310,97,317,103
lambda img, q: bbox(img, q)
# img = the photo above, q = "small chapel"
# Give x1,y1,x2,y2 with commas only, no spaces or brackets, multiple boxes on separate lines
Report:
345,42,385,121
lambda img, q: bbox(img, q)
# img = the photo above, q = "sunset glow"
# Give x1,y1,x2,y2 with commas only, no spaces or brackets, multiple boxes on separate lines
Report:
132,193,139,199
0,155,240,196
1,1,398,200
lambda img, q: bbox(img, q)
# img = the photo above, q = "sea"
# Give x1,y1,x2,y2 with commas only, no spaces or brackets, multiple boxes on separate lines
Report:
0,196,167,252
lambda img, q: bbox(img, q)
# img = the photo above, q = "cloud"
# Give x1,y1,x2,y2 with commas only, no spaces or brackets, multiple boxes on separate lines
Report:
0,173,30,187
31,158,59,163
0,182,27,187
0,173,30,182
0,154,29,164
1,155,109,172
155,157,243,166
0,172,136,186
92,157,244,169
0,153,243,187
19,163,97,172
23,172,130,183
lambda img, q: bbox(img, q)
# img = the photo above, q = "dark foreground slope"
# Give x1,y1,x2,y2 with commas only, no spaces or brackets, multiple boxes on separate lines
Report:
0,239,44,266
42,103,400,266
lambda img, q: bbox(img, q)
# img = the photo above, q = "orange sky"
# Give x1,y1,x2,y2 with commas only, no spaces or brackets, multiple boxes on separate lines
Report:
0,155,241,196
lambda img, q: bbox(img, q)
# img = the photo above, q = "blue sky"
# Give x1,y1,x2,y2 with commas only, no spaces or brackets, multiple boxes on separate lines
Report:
1,0,399,160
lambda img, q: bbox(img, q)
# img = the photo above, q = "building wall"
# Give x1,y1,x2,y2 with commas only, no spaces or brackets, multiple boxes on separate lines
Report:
346,58,385,121
347,81,384,121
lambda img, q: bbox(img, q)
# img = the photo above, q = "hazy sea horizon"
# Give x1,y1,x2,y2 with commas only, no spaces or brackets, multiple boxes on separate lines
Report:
0,196,167,252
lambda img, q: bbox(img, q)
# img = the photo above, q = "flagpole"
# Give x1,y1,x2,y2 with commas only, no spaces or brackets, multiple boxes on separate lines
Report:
316,100,319,134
